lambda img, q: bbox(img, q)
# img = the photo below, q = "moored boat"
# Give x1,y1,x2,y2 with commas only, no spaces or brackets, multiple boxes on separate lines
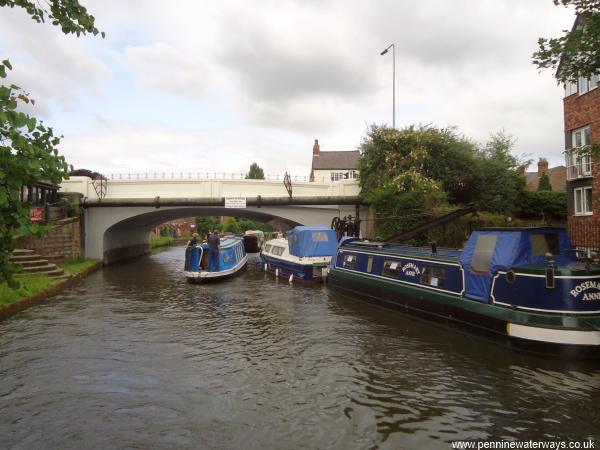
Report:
184,236,247,283
328,227,600,358
243,230,264,253
261,226,338,283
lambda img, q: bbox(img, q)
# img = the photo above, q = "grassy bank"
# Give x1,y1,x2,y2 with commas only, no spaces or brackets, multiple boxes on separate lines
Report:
150,236,174,248
61,258,100,276
0,258,100,308
0,274,57,307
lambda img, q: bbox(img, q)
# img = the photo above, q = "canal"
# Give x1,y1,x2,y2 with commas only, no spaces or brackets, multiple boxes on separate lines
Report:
1,246,599,449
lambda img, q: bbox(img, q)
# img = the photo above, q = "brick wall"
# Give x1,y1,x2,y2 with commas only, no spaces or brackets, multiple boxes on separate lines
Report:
564,86,600,246
17,217,82,262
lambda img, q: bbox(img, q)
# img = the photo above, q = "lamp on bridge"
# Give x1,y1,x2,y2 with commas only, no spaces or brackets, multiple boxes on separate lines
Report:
379,43,395,129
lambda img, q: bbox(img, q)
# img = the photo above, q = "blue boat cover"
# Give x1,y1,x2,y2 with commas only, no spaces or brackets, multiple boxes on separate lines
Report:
459,227,575,301
287,226,338,257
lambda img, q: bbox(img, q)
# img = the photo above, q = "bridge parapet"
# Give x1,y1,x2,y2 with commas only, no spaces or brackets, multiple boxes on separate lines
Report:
60,176,360,200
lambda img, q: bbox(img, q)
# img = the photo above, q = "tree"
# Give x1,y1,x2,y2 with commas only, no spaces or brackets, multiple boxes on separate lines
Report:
223,217,240,234
532,1,600,83
1,1,103,285
358,125,531,240
69,168,104,179
195,216,221,238
245,162,265,180
538,172,553,191
475,132,529,214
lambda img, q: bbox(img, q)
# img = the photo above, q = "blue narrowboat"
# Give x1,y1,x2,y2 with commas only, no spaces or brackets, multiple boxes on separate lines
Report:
184,236,248,283
328,227,600,358
261,226,338,283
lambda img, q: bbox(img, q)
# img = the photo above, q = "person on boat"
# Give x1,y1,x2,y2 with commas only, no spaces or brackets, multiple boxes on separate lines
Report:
208,229,221,271
186,233,199,247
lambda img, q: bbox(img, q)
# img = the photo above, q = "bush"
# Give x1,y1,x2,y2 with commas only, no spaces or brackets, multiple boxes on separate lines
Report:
514,190,567,221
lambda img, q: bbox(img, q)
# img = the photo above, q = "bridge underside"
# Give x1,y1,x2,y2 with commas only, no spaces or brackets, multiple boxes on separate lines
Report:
85,205,365,264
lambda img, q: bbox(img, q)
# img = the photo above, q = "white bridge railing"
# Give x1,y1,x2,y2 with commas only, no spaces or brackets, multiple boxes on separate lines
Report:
104,172,314,182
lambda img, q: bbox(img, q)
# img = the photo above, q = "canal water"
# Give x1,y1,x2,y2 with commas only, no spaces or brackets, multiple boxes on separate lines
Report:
1,247,599,449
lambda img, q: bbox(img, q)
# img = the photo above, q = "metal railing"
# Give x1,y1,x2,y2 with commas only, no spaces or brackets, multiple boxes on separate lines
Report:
101,172,356,183
565,151,593,181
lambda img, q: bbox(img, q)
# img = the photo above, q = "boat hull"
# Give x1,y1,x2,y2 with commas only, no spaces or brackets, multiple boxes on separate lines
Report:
328,267,600,359
184,256,248,283
261,253,328,283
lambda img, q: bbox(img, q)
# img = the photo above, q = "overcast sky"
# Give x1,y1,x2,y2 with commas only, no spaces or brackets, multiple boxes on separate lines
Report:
0,0,575,177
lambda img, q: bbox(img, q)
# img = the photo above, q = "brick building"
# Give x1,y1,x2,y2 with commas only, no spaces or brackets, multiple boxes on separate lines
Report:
561,36,600,247
525,158,566,192
309,139,360,182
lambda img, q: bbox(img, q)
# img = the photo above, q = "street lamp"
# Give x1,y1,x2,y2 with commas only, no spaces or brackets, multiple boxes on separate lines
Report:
380,43,395,129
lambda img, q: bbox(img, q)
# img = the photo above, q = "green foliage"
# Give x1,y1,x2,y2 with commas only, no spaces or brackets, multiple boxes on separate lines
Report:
533,1,600,83
0,1,103,285
0,0,104,37
195,216,221,238
515,190,567,221
0,273,56,306
0,61,68,284
150,236,174,249
237,218,275,233
223,217,240,234
474,132,529,214
159,226,170,237
537,172,553,191
358,125,530,240
245,162,265,180
60,258,98,275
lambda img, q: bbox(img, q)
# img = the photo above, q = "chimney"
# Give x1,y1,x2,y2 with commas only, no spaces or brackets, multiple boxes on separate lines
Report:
538,158,549,176
313,139,320,156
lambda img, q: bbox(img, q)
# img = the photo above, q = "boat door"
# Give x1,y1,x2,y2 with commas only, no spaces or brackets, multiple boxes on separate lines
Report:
461,233,499,302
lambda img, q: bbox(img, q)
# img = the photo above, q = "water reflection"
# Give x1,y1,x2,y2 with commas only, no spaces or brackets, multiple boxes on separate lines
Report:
0,246,598,449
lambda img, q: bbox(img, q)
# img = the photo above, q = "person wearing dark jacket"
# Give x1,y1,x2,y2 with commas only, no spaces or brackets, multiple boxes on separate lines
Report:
208,230,221,271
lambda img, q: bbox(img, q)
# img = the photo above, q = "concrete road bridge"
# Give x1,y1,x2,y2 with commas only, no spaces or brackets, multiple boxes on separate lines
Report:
60,174,367,264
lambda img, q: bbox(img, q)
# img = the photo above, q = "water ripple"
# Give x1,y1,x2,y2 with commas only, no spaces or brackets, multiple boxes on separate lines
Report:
0,247,599,449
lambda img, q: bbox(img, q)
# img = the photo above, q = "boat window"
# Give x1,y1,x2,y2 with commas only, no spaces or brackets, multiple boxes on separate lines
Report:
382,260,401,278
272,246,285,256
343,254,357,269
265,244,272,253
367,257,373,273
471,235,497,274
421,266,446,287
530,233,560,257
312,232,330,242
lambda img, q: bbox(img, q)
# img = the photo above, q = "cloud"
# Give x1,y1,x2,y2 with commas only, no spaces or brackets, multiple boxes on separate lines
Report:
0,5,110,116
1,0,576,173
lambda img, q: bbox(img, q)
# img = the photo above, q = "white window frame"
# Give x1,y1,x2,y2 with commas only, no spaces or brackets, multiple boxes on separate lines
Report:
574,186,593,216
578,74,599,95
566,126,592,180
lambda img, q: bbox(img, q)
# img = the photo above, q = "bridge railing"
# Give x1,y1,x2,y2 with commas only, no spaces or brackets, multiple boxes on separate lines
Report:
102,172,346,183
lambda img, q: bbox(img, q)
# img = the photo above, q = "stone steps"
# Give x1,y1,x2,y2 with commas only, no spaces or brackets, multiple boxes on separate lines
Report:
10,249,69,279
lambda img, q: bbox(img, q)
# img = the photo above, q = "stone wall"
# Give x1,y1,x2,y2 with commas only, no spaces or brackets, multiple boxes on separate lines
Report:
18,217,82,262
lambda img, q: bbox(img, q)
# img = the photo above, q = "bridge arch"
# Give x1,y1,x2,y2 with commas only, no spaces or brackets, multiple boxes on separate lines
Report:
85,204,361,264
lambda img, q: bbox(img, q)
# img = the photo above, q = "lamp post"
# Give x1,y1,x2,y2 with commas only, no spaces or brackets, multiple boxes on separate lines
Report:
380,43,395,129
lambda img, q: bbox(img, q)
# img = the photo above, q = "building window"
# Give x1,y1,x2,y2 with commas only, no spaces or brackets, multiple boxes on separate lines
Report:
574,187,593,216
579,74,599,95
382,260,401,278
565,80,578,97
566,126,592,180
421,266,446,287
343,254,357,270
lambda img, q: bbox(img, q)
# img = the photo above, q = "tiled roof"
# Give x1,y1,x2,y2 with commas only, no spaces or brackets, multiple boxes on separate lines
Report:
312,151,360,170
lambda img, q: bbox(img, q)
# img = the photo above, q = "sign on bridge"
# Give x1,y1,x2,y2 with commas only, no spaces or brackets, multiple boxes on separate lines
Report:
224,197,247,209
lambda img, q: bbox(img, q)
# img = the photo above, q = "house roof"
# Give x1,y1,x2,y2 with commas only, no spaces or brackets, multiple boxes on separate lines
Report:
312,151,360,170
525,166,567,193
